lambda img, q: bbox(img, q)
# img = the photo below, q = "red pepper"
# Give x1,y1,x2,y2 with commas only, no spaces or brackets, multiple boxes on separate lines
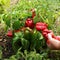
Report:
36,22,48,31
36,22,48,27
43,29,51,33
36,25,46,31
25,18,34,29
14,29,20,33
53,36,60,41
6,30,13,37
42,31,48,40
42,29,50,39
31,9,36,18
36,22,49,40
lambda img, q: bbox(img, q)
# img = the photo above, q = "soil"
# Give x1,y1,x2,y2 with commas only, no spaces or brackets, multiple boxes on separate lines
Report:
0,34,14,58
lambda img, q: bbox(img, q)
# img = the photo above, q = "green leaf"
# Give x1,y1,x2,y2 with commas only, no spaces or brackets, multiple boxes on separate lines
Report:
5,18,10,27
3,14,11,27
12,20,21,30
21,38,29,49
14,32,24,38
9,55,17,60
12,32,24,52
28,57,33,60
12,36,20,52
12,36,19,45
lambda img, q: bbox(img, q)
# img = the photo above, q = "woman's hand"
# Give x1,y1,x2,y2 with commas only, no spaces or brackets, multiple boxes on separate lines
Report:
47,32,60,50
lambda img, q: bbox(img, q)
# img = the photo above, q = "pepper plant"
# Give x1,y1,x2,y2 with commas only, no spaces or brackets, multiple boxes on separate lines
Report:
0,0,60,60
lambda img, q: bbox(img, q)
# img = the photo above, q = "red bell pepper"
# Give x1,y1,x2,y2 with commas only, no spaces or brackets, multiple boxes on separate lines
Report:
25,18,34,29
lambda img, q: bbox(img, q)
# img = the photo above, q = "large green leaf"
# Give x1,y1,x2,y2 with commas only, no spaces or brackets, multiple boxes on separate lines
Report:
12,32,24,52
5,19,10,27
21,38,29,49
12,20,21,30
3,14,11,27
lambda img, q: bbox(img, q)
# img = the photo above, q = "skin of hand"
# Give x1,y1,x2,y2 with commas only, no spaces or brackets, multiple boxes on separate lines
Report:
47,32,60,50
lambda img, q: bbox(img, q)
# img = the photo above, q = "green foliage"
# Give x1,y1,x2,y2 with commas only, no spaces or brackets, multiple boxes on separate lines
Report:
12,28,46,53
12,32,24,52
4,17,10,27
30,30,45,50
0,0,10,14
2,0,60,30
4,49,50,60
12,20,21,30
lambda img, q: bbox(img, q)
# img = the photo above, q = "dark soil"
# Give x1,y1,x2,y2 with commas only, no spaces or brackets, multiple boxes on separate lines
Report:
0,34,14,58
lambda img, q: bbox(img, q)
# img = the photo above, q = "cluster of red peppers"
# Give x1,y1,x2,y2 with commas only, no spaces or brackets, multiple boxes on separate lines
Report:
6,9,60,43
6,9,36,37
36,22,60,44
36,22,51,44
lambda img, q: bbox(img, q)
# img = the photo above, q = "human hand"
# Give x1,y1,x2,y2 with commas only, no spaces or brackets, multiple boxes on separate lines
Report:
47,32,60,50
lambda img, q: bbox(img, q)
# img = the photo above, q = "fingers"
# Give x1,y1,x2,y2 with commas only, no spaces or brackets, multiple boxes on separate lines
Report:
48,33,53,40
47,30,55,40
47,42,51,48
56,36,60,38
46,40,54,49
46,30,60,49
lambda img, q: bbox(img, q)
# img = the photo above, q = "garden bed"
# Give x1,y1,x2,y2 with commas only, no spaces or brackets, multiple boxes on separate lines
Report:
0,0,60,60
